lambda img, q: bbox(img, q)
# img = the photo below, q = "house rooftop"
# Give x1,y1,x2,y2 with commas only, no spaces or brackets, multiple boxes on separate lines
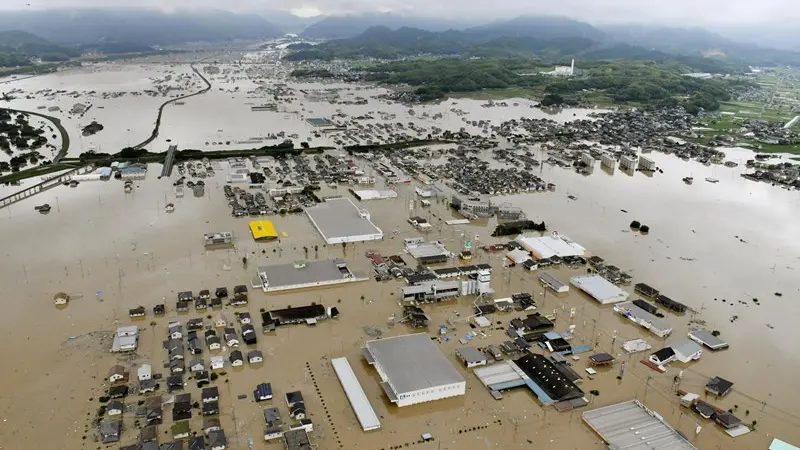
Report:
208,429,226,448
688,328,729,350
706,376,734,396
456,346,488,364
283,428,312,450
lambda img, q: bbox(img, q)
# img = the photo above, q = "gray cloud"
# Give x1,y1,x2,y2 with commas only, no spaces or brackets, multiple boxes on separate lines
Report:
0,0,795,26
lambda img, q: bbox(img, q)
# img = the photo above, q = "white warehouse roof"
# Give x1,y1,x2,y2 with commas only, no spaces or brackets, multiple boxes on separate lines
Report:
331,357,381,431
364,333,464,394
570,274,630,304
516,235,586,259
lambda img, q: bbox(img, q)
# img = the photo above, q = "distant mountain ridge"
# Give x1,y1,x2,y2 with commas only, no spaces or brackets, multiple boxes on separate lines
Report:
301,13,479,39
0,8,283,46
0,30,80,65
288,16,800,67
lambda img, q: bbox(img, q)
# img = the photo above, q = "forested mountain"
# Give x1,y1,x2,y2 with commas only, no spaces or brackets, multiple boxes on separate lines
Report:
0,30,80,66
287,19,800,68
301,13,476,39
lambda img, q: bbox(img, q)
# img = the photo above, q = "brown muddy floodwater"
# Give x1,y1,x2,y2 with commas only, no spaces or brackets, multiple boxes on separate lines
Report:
1,148,799,450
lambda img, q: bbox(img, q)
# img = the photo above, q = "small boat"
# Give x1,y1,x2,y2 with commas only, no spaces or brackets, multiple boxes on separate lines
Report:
682,177,694,184
165,203,175,213
705,177,719,184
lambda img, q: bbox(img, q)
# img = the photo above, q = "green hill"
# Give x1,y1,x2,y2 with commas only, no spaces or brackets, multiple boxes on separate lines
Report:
0,30,79,66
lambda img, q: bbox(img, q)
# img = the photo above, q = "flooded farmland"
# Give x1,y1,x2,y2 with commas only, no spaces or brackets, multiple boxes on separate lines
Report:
1,57,800,450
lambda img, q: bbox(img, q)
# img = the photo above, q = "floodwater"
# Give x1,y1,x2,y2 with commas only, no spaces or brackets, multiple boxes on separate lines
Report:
1,61,800,450
1,61,600,159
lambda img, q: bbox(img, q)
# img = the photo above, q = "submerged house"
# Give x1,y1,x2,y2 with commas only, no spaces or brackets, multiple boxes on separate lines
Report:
706,376,734,397
247,350,263,365
254,382,273,402
100,420,121,443
229,350,243,367
263,407,283,440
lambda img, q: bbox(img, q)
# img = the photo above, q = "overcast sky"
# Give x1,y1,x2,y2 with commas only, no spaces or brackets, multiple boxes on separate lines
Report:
0,0,794,27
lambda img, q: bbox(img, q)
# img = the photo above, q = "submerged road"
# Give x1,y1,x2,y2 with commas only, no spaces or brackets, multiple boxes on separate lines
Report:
132,63,212,150
0,63,212,207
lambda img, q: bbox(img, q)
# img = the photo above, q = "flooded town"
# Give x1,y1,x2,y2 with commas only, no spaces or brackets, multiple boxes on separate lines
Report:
2,23,800,450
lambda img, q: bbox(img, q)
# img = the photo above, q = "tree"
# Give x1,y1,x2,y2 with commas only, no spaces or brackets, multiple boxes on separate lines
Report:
630,220,641,229
639,225,650,233
540,93,564,107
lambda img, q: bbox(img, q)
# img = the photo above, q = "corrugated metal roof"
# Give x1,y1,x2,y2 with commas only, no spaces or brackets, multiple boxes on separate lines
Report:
331,357,381,431
583,400,698,450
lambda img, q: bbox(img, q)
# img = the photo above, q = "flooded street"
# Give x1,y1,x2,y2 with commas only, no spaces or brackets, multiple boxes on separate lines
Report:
1,60,799,450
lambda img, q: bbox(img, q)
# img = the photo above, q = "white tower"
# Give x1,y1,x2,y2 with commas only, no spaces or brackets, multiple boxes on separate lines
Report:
477,269,493,295
570,59,575,75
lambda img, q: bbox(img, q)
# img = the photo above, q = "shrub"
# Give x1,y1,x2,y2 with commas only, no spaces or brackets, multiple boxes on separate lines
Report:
639,225,650,233
630,220,641,229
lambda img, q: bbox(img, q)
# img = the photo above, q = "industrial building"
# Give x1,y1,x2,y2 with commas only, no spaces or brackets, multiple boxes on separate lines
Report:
363,333,465,407
331,357,381,431
583,400,698,450
249,221,278,241
544,59,584,77
305,197,383,244
639,156,656,171
256,259,367,293
401,269,492,302
600,153,616,169
619,155,638,171
350,189,398,201
515,234,586,260
538,271,569,293
451,195,492,218
570,274,630,304
613,301,673,337
405,240,452,265
263,304,338,327
473,354,585,406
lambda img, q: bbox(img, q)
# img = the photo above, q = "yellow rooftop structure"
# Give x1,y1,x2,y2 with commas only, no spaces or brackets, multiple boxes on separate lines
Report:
249,220,278,241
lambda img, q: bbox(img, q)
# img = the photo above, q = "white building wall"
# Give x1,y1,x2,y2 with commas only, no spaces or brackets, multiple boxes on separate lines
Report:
639,156,656,171
395,381,466,407
619,155,637,170
601,153,616,169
